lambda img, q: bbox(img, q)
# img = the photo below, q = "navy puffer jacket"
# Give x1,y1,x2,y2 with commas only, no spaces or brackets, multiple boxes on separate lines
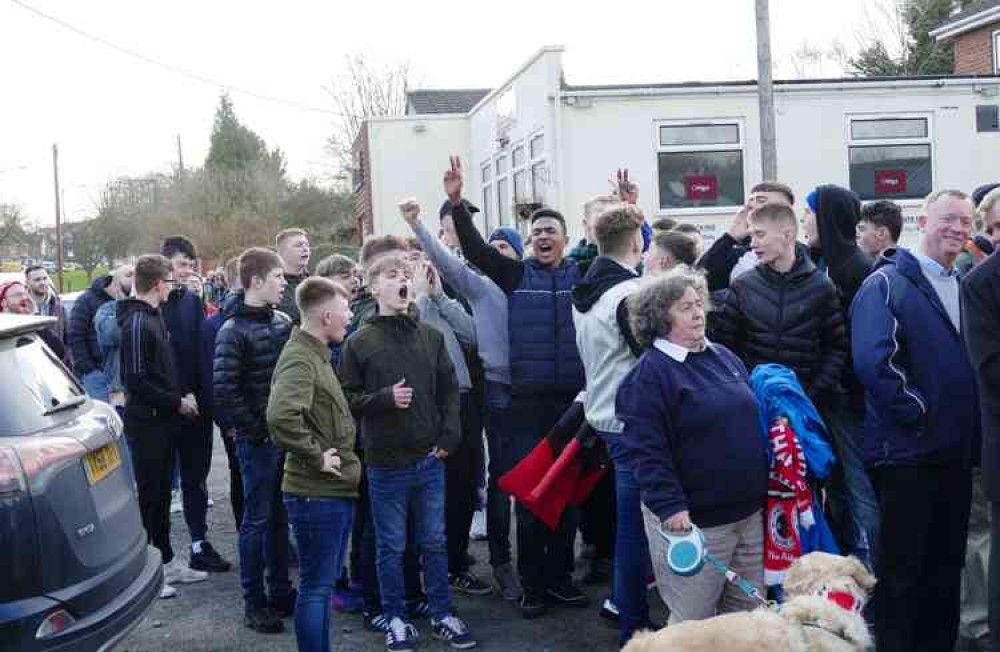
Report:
508,258,585,395
213,293,293,441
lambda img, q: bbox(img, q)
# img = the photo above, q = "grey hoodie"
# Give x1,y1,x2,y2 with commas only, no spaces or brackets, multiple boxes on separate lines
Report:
412,220,511,385
415,292,476,391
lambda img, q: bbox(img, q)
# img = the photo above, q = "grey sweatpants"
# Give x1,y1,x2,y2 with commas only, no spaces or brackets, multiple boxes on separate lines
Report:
643,505,764,624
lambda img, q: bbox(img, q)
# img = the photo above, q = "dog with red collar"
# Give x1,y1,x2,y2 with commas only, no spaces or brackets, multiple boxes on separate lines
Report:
623,552,875,652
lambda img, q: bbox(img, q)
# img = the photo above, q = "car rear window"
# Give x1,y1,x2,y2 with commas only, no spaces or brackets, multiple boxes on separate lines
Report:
0,332,86,436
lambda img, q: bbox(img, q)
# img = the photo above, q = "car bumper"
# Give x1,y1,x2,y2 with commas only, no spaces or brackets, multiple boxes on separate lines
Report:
39,545,162,652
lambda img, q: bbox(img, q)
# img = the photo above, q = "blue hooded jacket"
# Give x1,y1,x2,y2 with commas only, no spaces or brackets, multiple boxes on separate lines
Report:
850,247,980,468
750,364,836,479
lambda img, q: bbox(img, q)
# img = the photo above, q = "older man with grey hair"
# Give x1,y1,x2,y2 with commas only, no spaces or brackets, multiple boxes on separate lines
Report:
852,189,980,652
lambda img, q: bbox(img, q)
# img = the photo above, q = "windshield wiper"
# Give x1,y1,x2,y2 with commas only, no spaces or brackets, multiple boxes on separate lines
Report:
43,394,88,416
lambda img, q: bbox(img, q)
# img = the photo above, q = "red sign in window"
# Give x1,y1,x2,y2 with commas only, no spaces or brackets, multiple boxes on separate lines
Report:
685,175,719,200
875,170,907,194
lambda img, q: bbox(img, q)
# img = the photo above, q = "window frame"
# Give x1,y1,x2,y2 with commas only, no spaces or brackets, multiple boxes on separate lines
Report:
479,160,494,231
846,112,934,202
994,29,1000,74
653,118,747,215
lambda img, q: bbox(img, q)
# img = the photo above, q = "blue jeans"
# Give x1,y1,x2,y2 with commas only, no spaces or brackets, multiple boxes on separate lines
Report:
600,433,653,645
485,381,514,568
285,495,355,652
368,456,452,621
235,438,292,608
82,369,109,403
821,396,880,571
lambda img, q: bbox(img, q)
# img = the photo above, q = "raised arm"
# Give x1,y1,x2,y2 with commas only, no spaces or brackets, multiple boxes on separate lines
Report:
444,157,523,293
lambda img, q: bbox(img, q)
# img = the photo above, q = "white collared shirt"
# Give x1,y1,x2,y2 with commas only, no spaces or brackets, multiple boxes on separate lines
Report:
653,337,710,363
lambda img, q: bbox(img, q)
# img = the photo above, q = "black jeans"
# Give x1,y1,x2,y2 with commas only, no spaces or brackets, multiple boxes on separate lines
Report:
221,431,244,531
990,501,1000,652
446,391,485,574
509,391,579,592
871,465,972,652
127,415,178,565
175,416,213,543
579,466,615,560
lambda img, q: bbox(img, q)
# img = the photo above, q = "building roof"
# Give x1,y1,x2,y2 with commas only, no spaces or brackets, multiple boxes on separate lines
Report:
930,0,1000,40
561,73,1000,94
406,89,492,115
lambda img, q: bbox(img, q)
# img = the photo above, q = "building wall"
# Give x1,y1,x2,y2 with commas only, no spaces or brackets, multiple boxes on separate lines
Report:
364,48,1000,253
954,22,1000,75
352,122,374,241
367,115,471,238
558,82,1000,248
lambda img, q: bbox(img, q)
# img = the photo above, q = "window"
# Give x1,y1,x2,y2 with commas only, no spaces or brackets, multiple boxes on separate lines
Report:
995,30,1000,74
512,146,525,169
531,162,547,203
481,185,493,228
530,134,544,159
656,121,745,210
495,156,509,176
497,177,510,225
848,115,932,200
481,163,491,183
514,169,529,204
977,105,1000,133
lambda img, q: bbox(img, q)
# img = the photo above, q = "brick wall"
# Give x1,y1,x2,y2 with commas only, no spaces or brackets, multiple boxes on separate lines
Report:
351,122,374,245
954,21,1000,75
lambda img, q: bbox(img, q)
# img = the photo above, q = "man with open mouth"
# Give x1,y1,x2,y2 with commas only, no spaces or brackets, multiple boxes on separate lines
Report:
443,156,589,619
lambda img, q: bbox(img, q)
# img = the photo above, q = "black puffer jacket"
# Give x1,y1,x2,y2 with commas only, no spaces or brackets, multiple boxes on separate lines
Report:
68,275,114,375
712,249,847,399
213,292,293,441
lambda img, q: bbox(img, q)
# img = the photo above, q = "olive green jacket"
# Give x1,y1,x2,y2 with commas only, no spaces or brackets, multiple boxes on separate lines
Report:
267,327,361,498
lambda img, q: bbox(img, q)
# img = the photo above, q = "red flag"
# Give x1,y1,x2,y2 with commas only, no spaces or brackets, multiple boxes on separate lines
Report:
499,405,608,530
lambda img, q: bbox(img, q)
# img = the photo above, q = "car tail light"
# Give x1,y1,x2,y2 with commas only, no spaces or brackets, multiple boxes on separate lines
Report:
9,437,87,484
0,447,26,494
35,608,76,639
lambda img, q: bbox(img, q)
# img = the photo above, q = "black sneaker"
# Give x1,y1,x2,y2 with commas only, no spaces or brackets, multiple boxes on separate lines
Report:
363,611,391,633
268,589,298,618
449,571,493,596
385,617,418,652
519,588,547,619
405,598,431,620
600,597,620,624
189,541,232,573
546,580,590,607
245,605,284,634
430,614,477,649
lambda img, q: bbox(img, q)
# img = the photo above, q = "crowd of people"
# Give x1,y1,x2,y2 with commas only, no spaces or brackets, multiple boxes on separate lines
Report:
4,160,1000,652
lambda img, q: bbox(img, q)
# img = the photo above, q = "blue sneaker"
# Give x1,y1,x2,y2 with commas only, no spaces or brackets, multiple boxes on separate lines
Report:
431,615,477,649
385,617,418,652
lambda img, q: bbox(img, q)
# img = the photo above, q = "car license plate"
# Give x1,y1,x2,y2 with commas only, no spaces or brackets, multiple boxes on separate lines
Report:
83,443,122,485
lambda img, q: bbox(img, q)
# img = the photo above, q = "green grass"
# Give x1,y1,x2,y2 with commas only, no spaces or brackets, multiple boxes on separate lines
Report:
57,268,108,293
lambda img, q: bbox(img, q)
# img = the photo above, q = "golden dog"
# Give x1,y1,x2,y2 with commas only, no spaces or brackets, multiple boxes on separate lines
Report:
623,552,876,652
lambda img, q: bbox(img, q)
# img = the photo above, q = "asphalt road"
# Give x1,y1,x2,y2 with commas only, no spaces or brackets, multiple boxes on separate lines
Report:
120,433,665,652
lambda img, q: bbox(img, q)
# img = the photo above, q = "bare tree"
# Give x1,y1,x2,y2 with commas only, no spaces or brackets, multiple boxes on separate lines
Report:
779,40,851,78
325,53,410,173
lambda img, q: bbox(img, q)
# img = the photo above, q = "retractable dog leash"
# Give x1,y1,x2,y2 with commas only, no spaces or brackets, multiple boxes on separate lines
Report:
658,524,774,609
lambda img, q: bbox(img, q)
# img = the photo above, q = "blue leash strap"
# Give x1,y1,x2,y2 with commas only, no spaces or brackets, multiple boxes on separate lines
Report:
702,553,771,608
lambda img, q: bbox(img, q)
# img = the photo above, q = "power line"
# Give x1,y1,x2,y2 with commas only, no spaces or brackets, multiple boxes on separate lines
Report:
8,0,353,119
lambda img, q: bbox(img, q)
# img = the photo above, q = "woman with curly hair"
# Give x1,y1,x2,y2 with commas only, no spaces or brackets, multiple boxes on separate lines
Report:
616,266,767,624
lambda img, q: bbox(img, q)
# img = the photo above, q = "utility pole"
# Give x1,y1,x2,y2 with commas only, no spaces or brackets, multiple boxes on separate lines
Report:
52,144,64,293
755,0,778,181
176,135,185,175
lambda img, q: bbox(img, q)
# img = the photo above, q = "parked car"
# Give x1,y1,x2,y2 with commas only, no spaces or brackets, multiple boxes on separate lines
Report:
0,314,162,651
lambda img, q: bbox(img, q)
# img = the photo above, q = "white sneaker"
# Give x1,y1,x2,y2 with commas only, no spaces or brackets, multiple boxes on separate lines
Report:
470,510,487,541
207,497,215,508
164,559,208,585
160,582,177,599
170,490,182,514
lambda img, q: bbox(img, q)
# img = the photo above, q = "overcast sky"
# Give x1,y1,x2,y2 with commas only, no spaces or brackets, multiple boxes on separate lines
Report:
0,0,883,226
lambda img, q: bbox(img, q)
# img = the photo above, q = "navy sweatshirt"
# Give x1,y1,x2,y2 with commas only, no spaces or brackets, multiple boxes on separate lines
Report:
616,340,768,528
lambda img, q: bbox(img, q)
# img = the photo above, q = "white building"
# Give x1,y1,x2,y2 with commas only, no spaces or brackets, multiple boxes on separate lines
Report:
354,46,1000,248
